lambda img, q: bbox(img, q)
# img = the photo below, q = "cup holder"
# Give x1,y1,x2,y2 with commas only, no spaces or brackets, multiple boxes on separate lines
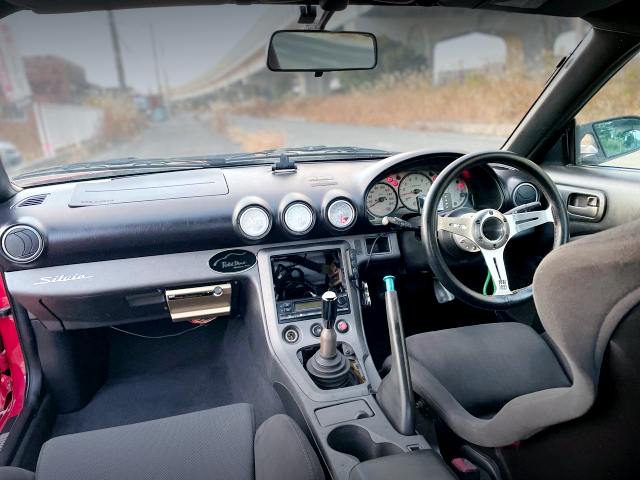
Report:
326,424,403,462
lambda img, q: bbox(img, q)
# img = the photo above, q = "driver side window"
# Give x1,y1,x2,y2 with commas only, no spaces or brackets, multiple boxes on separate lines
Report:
575,53,640,169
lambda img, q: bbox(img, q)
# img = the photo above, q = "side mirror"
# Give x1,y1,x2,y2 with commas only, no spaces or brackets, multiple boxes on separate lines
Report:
576,116,640,166
267,30,377,72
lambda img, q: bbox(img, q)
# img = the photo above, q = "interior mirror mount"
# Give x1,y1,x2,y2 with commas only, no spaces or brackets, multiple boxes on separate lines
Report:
267,30,378,73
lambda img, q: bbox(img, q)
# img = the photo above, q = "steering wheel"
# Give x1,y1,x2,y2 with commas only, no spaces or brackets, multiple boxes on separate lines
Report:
421,151,569,310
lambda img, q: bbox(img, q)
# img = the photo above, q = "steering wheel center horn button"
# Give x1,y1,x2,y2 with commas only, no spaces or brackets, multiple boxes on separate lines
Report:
473,209,510,249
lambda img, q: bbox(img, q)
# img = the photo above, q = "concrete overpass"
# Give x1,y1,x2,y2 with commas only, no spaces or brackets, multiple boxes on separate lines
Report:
171,6,580,101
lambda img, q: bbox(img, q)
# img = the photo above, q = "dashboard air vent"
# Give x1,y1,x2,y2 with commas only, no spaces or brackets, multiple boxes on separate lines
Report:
2,225,44,263
15,194,49,208
512,183,539,206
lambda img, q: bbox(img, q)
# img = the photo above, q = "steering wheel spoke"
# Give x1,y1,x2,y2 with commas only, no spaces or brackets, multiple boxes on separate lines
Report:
504,206,554,236
437,214,474,241
481,247,511,295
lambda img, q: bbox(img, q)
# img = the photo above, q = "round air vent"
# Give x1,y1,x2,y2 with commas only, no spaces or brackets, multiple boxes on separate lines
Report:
512,182,539,206
2,225,44,263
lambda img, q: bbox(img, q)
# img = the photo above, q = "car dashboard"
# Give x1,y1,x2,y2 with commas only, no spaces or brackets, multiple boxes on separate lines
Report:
0,149,539,329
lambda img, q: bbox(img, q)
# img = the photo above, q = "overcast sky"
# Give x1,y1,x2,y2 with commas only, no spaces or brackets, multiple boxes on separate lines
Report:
5,6,268,93
3,6,581,94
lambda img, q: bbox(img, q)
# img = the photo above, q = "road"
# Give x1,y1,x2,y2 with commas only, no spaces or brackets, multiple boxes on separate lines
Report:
10,112,506,176
232,115,506,153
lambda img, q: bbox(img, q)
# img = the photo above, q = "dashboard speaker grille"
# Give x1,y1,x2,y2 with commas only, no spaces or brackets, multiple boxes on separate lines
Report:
2,225,44,263
15,194,49,208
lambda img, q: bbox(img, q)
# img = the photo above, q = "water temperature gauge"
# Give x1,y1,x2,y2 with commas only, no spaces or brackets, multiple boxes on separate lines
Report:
327,199,356,229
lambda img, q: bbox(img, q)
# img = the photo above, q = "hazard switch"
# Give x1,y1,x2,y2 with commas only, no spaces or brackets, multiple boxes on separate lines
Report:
336,320,349,333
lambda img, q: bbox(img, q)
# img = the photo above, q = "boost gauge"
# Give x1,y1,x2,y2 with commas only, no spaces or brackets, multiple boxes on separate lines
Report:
366,183,397,217
238,206,271,240
327,199,356,229
284,202,315,234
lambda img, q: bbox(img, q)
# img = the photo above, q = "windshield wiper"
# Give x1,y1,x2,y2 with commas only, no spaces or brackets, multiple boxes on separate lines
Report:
225,146,393,162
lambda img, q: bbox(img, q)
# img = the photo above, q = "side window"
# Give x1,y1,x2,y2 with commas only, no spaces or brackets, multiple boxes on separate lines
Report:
575,54,640,169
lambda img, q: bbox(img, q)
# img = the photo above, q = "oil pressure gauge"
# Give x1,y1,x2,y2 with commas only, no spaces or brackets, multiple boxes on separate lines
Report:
284,202,315,234
327,199,356,230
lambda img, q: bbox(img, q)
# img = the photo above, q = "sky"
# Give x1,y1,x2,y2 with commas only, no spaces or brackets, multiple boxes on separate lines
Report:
5,6,269,93
2,6,582,94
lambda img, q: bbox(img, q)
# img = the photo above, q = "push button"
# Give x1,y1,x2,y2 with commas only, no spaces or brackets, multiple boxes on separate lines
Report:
311,323,323,337
336,320,349,333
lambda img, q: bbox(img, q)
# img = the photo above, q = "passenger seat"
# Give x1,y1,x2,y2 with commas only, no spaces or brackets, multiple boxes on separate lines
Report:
0,403,325,480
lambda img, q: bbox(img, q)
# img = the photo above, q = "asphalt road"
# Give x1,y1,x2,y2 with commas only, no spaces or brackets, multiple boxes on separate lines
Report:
10,112,506,177
232,115,506,153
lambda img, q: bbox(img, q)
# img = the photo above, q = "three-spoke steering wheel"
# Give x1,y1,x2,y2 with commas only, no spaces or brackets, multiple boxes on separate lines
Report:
421,151,569,310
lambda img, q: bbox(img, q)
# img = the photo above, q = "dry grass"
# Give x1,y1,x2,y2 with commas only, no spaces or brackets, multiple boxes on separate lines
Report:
577,58,640,123
84,94,147,143
227,67,554,136
226,125,286,152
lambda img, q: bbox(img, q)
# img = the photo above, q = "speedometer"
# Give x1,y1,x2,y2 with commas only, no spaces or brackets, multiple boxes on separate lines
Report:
366,183,397,217
438,177,469,211
399,173,432,211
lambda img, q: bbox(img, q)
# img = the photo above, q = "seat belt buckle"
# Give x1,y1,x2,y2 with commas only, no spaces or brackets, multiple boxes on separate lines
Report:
451,457,481,480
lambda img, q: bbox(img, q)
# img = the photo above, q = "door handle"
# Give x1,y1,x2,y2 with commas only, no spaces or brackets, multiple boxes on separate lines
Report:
556,185,606,223
567,192,602,219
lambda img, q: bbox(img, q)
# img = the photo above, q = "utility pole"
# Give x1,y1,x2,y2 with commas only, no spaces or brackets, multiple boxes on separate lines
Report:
107,10,127,93
150,24,163,99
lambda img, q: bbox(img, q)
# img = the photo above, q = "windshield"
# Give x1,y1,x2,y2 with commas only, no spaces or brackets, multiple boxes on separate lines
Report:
0,6,586,186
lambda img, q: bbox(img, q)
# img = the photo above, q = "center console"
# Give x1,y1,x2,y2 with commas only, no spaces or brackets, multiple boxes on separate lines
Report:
257,237,455,480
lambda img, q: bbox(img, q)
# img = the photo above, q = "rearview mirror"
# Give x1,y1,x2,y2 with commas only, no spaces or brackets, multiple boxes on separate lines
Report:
267,30,377,72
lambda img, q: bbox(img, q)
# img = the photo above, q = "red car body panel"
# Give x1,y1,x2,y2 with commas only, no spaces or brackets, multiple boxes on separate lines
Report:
0,279,25,432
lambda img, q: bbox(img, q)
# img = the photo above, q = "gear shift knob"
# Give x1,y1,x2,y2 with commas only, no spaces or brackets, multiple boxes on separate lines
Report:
322,291,338,329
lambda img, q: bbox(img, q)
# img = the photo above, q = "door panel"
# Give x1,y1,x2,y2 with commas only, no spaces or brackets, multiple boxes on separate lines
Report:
544,165,640,236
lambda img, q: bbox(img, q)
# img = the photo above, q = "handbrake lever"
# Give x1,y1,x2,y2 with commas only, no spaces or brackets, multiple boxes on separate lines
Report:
376,275,416,436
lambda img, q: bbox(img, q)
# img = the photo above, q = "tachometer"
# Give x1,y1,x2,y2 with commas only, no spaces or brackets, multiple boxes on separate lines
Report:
238,206,271,239
327,199,356,229
399,173,432,211
366,183,397,217
438,177,469,211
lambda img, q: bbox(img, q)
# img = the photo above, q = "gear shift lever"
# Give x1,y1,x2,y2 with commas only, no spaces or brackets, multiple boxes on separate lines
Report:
319,291,338,358
306,291,352,389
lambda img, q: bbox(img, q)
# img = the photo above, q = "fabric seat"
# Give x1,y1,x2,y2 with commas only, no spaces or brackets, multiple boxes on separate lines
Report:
1,403,324,480
398,218,640,448
406,322,571,418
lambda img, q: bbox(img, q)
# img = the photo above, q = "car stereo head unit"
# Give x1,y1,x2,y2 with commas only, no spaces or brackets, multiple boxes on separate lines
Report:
276,293,350,323
271,249,351,324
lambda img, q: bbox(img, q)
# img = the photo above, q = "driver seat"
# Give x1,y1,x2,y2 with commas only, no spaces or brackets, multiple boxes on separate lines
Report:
399,219,640,474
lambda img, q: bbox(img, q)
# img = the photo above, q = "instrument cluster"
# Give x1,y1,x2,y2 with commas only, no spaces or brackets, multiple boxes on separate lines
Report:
366,169,470,219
